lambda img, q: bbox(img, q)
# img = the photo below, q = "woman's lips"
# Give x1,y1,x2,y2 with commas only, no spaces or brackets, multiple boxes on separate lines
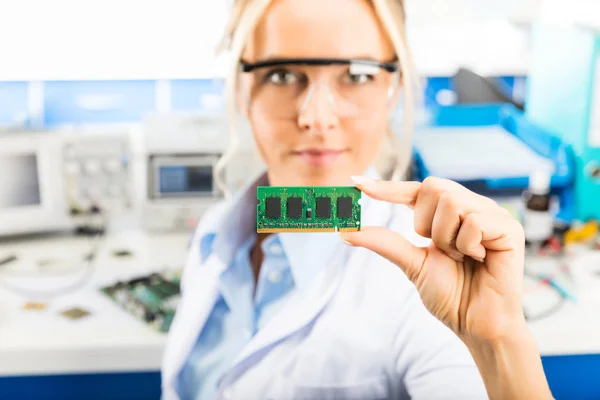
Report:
292,148,347,167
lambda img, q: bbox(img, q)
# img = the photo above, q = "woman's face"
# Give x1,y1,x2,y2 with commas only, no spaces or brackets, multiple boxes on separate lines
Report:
241,0,398,186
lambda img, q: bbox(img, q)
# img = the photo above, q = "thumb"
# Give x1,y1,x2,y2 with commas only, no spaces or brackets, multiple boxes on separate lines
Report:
341,227,427,284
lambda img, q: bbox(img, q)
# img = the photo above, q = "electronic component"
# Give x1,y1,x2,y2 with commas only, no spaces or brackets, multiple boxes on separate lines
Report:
0,255,17,267
112,249,134,258
141,113,230,232
316,197,331,219
63,133,132,215
337,196,353,218
266,197,281,219
0,131,68,237
101,271,181,333
144,153,222,232
60,307,91,320
564,220,598,246
257,186,361,233
287,197,303,219
0,129,132,238
23,302,47,311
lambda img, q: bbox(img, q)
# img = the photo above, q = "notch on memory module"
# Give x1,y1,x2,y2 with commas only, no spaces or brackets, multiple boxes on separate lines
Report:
257,186,361,233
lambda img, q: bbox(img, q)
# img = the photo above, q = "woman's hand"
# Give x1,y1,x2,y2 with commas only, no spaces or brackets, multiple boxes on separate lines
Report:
342,176,553,400
342,176,525,343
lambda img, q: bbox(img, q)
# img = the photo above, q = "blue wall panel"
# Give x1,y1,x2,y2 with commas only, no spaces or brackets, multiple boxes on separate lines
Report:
0,81,29,126
43,80,157,126
170,79,224,112
0,75,528,127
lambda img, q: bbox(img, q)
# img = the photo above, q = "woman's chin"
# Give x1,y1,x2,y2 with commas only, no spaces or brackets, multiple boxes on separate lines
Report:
269,166,355,187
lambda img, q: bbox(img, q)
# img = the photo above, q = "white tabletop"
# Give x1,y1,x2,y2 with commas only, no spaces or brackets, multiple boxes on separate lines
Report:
0,230,192,376
1,229,599,377
525,248,600,356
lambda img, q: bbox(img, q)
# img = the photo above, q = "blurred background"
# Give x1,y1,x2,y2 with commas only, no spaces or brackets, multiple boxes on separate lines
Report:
0,0,599,399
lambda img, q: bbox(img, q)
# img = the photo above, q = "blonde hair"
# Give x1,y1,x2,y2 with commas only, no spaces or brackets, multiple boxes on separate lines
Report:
215,0,418,197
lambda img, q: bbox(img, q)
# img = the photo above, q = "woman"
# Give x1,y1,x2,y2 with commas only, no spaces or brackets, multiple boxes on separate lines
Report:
163,0,553,399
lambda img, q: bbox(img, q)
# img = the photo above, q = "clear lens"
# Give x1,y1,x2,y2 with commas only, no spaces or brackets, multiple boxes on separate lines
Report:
244,63,399,119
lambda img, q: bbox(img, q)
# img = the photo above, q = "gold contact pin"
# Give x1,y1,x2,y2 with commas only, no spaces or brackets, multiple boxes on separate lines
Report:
257,227,360,233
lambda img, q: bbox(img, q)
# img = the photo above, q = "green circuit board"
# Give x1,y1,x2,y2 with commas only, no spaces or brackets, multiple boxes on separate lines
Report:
257,186,362,233
101,270,181,333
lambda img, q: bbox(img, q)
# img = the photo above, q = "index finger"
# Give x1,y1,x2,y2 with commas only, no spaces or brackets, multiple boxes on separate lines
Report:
351,176,421,208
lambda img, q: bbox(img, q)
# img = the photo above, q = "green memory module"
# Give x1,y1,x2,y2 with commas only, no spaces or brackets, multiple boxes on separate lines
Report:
257,186,362,233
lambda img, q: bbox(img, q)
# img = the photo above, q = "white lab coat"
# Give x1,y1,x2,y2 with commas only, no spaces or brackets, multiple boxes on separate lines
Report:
162,193,487,400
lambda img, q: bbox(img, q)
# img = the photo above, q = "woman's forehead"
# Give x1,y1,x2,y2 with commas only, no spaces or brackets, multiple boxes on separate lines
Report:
245,0,395,62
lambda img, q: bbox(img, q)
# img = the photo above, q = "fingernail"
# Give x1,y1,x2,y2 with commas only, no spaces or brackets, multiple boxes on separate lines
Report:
351,175,376,189
473,257,485,263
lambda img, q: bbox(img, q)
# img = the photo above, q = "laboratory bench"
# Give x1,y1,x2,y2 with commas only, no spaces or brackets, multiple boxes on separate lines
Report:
0,230,599,400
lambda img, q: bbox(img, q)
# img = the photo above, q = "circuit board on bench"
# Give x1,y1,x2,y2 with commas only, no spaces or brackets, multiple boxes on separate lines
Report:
101,270,181,333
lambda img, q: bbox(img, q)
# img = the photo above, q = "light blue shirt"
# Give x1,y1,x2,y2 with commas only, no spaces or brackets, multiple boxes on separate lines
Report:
176,222,337,400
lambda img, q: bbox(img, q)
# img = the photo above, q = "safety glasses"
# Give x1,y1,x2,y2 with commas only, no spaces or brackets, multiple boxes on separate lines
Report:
239,58,401,120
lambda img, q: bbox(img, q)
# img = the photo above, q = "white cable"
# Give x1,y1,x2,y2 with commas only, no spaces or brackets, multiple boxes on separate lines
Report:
0,214,107,299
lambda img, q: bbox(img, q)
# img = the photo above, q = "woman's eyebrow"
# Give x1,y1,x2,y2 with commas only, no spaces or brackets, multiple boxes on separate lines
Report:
346,54,382,61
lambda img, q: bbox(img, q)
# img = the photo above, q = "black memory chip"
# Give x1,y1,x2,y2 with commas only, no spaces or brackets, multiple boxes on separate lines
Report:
316,197,331,219
287,197,302,219
337,197,353,218
266,197,281,219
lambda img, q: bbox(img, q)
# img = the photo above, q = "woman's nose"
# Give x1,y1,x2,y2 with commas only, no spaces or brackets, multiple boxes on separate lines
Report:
297,84,340,134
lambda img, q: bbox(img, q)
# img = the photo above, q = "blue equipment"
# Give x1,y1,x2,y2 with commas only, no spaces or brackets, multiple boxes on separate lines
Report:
413,104,576,223
527,19,600,221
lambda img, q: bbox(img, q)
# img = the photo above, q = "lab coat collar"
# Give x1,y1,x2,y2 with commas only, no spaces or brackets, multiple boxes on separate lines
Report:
209,173,268,269
162,251,223,393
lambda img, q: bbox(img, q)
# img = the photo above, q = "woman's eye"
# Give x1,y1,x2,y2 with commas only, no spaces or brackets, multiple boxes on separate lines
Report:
346,73,374,84
265,69,297,85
